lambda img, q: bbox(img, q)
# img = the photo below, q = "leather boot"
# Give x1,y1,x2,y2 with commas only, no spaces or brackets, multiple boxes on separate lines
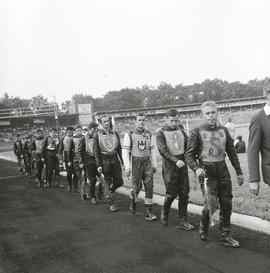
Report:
199,211,209,241
129,190,137,215
145,205,157,221
220,231,240,248
160,196,173,225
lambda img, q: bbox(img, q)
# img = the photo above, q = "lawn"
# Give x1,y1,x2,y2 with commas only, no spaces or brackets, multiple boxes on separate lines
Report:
0,142,13,153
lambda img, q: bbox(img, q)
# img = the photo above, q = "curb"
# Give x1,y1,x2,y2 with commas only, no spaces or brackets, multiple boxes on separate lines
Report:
117,187,270,235
1,153,270,235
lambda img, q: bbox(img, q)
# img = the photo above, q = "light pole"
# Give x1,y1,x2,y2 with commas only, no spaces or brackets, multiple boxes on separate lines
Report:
53,96,59,136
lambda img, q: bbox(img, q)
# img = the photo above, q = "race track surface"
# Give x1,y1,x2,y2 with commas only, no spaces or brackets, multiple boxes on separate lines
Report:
0,159,269,273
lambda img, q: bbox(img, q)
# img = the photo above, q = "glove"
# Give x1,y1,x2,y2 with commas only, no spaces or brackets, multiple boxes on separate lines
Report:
97,166,102,174
195,168,205,177
176,160,185,168
249,182,259,196
125,168,131,178
237,175,244,186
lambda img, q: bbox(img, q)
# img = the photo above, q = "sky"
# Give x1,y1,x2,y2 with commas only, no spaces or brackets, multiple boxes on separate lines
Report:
0,0,270,104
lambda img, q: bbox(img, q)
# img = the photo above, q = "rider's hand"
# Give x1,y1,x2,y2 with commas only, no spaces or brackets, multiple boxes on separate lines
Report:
237,175,244,186
176,160,185,168
125,168,131,178
249,182,259,196
195,168,205,177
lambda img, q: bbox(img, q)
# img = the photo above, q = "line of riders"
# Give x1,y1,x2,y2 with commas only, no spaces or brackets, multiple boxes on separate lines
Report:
13,101,245,249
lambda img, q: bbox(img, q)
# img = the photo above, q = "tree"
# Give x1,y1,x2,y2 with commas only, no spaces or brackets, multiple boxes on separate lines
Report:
0,93,30,109
102,88,143,110
71,93,94,104
29,95,49,109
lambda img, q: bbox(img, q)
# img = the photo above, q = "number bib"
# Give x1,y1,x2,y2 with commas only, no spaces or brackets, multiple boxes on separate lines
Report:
199,129,226,162
73,137,81,151
131,132,151,158
63,136,72,152
163,129,185,156
85,136,94,156
35,139,44,153
47,137,59,150
98,133,118,155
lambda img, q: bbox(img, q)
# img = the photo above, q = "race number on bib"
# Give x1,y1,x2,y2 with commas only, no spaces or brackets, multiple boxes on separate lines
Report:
163,130,185,156
199,129,226,162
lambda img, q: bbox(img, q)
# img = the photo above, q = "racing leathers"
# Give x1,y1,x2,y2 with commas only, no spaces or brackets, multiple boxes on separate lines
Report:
67,134,84,193
122,128,157,219
41,135,60,187
31,136,44,186
156,125,193,229
93,128,123,209
23,138,32,177
185,123,243,239
59,135,74,191
13,139,24,174
78,132,103,201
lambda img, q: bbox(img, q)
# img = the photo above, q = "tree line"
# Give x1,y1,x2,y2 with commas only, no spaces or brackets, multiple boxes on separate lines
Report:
0,78,268,112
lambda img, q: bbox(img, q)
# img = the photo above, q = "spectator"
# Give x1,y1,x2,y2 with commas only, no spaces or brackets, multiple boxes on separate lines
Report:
234,136,246,153
225,117,235,139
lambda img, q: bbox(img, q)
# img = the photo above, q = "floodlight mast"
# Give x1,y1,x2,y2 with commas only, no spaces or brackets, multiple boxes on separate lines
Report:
53,95,59,136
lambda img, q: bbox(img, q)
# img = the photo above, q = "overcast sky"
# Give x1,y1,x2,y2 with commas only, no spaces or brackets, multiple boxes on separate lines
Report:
0,0,269,103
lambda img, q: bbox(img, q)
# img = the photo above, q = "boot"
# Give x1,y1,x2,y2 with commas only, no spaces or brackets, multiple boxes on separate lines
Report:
97,186,103,201
81,194,86,201
160,209,169,225
97,191,103,201
90,197,97,204
178,220,194,231
35,178,41,188
107,193,118,212
145,205,157,221
220,232,240,248
18,167,24,175
160,196,174,226
36,179,41,188
129,190,137,215
199,221,208,241
199,211,209,240
109,204,118,212
178,197,193,231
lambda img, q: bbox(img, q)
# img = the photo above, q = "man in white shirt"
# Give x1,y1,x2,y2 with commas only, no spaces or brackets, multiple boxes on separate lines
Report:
122,113,158,221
